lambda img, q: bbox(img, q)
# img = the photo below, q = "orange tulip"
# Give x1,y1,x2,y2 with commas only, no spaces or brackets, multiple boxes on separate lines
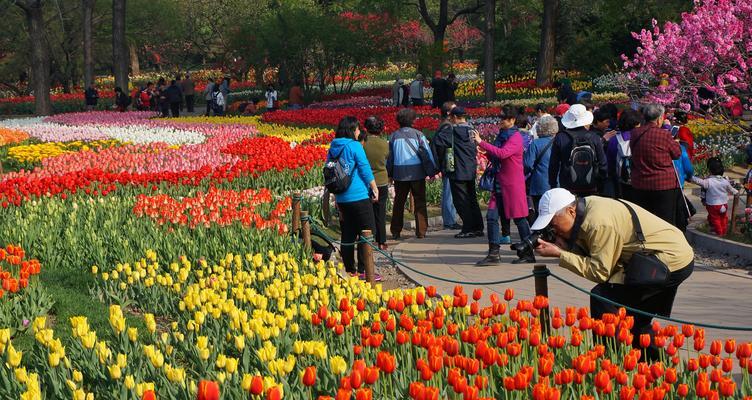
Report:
302,366,316,387
504,288,514,301
197,380,219,400
266,387,282,400
142,390,156,400
724,339,736,355
355,388,372,400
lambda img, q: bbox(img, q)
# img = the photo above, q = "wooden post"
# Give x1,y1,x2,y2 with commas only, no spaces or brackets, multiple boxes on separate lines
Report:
534,264,551,336
731,194,740,234
301,211,311,250
292,192,301,235
361,230,375,284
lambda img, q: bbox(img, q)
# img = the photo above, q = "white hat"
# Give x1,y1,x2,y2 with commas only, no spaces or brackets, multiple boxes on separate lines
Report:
530,188,577,231
561,104,594,129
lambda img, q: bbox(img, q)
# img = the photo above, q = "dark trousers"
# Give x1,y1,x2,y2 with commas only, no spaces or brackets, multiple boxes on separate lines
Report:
205,101,212,116
373,185,389,245
590,261,693,361
170,102,180,117
618,183,633,201
160,102,170,117
449,179,484,234
338,199,376,274
628,188,680,227
185,95,195,113
391,180,427,237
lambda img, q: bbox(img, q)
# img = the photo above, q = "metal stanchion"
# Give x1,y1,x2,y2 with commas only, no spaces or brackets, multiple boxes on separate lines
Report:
534,264,551,336
301,211,311,250
361,230,374,284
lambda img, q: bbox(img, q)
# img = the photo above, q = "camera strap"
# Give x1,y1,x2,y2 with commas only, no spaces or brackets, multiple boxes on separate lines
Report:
566,197,588,251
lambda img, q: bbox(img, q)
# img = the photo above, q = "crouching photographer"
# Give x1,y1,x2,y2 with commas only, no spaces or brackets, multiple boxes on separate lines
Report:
531,188,694,360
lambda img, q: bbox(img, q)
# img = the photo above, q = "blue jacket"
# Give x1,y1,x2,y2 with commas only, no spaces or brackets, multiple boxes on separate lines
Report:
327,138,375,203
524,135,554,196
387,127,435,181
673,143,693,189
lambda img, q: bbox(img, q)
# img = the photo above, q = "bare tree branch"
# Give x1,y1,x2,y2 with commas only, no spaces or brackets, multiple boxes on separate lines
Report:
416,0,436,31
448,0,484,26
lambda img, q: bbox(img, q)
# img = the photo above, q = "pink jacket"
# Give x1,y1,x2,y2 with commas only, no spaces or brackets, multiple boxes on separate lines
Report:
479,132,528,219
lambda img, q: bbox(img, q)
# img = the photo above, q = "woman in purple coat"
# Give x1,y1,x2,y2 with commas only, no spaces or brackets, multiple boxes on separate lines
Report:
473,106,533,265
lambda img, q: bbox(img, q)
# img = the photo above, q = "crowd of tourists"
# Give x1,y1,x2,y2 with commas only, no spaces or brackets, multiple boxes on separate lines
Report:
324,91,744,359
84,73,231,117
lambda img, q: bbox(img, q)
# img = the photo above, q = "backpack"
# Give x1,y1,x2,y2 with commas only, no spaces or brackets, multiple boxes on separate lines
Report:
566,131,597,190
615,132,632,185
323,144,353,194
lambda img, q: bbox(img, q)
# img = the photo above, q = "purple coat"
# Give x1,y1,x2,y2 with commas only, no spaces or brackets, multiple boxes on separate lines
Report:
480,132,528,219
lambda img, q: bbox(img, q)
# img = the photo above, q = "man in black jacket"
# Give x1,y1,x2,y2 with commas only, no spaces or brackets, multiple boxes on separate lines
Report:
165,80,183,117
432,107,484,238
548,104,607,196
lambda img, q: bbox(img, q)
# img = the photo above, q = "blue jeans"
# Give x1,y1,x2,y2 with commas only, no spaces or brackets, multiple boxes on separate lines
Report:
486,193,531,245
441,176,457,226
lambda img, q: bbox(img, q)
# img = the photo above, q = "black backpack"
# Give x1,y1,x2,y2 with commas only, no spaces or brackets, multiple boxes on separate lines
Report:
323,144,353,194
566,131,597,190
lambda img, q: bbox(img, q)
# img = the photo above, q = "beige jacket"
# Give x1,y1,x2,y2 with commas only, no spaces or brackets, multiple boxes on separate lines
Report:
559,196,694,284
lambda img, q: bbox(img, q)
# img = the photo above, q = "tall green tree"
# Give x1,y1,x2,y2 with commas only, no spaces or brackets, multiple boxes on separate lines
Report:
14,0,52,115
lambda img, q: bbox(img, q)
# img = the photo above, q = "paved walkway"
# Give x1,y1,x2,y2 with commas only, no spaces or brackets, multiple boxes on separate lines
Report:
391,227,752,344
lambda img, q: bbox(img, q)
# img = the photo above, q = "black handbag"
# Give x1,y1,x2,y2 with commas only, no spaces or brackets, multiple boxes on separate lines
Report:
478,165,497,192
405,132,439,177
616,200,671,286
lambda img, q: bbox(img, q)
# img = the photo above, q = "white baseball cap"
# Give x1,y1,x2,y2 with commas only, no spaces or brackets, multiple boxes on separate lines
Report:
530,188,577,231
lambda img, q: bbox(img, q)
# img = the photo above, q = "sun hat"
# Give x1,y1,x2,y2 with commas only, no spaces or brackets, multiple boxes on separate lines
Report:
530,188,577,231
561,104,594,129
554,103,570,117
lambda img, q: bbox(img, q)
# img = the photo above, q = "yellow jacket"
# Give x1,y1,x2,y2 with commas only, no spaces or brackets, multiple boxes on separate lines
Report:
559,196,694,284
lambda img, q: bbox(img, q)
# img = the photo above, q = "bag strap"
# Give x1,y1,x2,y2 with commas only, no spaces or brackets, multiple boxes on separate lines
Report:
615,199,646,246
526,137,555,181
404,131,422,156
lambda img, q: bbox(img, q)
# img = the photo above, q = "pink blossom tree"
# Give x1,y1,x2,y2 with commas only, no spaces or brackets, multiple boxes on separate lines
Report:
622,0,752,123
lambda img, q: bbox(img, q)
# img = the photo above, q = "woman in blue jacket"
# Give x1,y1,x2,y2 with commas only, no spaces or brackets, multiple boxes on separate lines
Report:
327,116,379,279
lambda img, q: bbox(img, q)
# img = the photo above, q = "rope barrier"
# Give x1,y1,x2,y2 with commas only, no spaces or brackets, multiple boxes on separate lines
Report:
308,220,538,286
302,213,752,331
546,270,752,332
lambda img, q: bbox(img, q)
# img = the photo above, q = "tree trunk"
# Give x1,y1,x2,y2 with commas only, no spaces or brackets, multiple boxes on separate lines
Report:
112,0,129,91
83,0,94,88
18,1,52,115
129,42,140,76
483,0,495,102
536,0,558,86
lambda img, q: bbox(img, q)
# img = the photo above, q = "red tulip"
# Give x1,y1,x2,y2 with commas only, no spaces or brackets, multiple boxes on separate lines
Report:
197,380,219,400
266,387,282,400
302,366,316,387
677,383,689,397
504,288,514,301
249,376,264,395
142,391,156,400
355,388,372,400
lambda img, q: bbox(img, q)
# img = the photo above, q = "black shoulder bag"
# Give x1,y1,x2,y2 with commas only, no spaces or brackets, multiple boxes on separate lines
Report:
616,199,670,286
405,132,439,177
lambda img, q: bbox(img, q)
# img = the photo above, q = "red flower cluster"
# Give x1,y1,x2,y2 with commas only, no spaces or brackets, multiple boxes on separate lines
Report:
0,137,325,208
221,136,327,177
320,88,391,102
0,244,41,298
261,106,440,133
133,187,291,232
305,285,752,399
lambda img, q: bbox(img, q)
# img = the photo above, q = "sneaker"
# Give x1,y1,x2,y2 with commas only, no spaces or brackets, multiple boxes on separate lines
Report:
359,273,383,282
499,235,512,244
475,254,502,266
391,233,401,240
454,231,475,239
472,231,484,238
511,255,536,264
444,224,462,230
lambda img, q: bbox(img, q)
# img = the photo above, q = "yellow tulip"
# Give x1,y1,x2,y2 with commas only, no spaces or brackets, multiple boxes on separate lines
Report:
330,355,347,375
7,343,22,367
125,375,135,389
108,364,122,380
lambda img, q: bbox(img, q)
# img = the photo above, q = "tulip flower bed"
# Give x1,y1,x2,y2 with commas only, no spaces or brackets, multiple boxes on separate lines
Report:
1,247,750,399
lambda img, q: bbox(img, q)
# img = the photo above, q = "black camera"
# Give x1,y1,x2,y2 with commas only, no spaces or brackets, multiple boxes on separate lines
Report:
510,227,556,260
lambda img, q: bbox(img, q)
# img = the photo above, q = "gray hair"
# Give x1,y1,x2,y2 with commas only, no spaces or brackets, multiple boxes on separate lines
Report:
641,103,665,122
537,115,559,137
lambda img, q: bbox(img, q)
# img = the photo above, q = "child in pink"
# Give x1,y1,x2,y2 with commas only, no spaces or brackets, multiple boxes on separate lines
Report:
692,157,738,236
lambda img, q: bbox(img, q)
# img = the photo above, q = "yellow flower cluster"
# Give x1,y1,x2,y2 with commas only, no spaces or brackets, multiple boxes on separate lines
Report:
686,118,744,137
0,249,440,398
8,139,121,164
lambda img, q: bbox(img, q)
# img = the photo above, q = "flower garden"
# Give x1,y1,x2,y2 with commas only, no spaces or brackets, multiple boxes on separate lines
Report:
0,70,751,400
